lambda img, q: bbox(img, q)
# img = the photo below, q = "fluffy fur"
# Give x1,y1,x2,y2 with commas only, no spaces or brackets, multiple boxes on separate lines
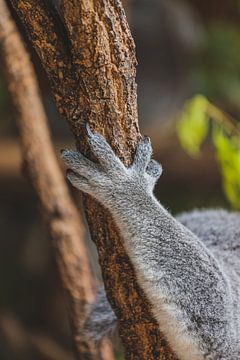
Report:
62,126,240,360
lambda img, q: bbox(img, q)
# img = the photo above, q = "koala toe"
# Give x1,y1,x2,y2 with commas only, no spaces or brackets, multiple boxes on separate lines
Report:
86,124,124,171
146,159,162,179
133,136,153,173
61,149,100,179
66,169,91,193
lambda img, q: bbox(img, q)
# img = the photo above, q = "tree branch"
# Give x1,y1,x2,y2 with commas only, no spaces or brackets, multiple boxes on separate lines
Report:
8,0,79,118
0,1,114,359
0,312,75,360
7,0,178,358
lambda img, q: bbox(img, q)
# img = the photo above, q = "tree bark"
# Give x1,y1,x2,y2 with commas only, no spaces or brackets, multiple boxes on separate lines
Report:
0,1,114,359
8,0,178,358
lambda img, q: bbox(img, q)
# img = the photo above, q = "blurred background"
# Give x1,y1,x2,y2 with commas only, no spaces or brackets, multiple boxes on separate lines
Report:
0,0,239,358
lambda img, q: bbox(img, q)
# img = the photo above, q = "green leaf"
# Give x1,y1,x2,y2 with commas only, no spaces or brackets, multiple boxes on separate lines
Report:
176,95,209,156
213,126,240,209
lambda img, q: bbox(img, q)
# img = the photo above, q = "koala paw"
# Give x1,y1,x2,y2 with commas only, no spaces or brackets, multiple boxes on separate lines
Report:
61,125,162,206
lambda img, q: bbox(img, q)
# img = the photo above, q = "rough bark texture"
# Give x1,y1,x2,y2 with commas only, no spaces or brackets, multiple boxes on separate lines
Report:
8,0,178,358
0,1,114,359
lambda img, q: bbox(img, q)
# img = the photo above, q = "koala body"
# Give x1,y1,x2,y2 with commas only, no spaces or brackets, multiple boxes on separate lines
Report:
62,127,240,360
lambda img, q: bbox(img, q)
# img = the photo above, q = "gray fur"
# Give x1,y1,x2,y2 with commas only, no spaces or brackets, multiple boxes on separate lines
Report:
62,127,240,360
84,287,116,339
84,287,118,341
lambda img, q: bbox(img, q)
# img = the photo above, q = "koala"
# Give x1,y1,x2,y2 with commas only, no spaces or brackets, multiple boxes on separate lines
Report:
61,125,240,360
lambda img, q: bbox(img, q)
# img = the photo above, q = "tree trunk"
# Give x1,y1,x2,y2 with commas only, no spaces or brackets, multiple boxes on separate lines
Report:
0,1,114,359
8,0,178,358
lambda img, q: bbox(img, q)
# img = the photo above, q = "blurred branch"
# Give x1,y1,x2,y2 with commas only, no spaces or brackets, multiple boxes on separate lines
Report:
0,1,114,359
6,0,178,358
9,0,76,117
0,312,75,360
207,102,240,136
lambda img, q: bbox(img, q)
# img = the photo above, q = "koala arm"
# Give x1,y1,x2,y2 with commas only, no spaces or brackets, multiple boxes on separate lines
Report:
62,126,238,360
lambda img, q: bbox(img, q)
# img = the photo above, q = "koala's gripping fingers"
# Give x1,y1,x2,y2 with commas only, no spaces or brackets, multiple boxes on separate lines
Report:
66,169,92,193
86,124,124,171
61,149,100,179
146,159,162,180
145,159,163,191
133,136,152,173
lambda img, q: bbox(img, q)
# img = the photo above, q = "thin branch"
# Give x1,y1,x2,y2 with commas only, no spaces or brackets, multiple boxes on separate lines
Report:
0,1,114,359
8,0,78,118
0,312,75,360
207,102,240,137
